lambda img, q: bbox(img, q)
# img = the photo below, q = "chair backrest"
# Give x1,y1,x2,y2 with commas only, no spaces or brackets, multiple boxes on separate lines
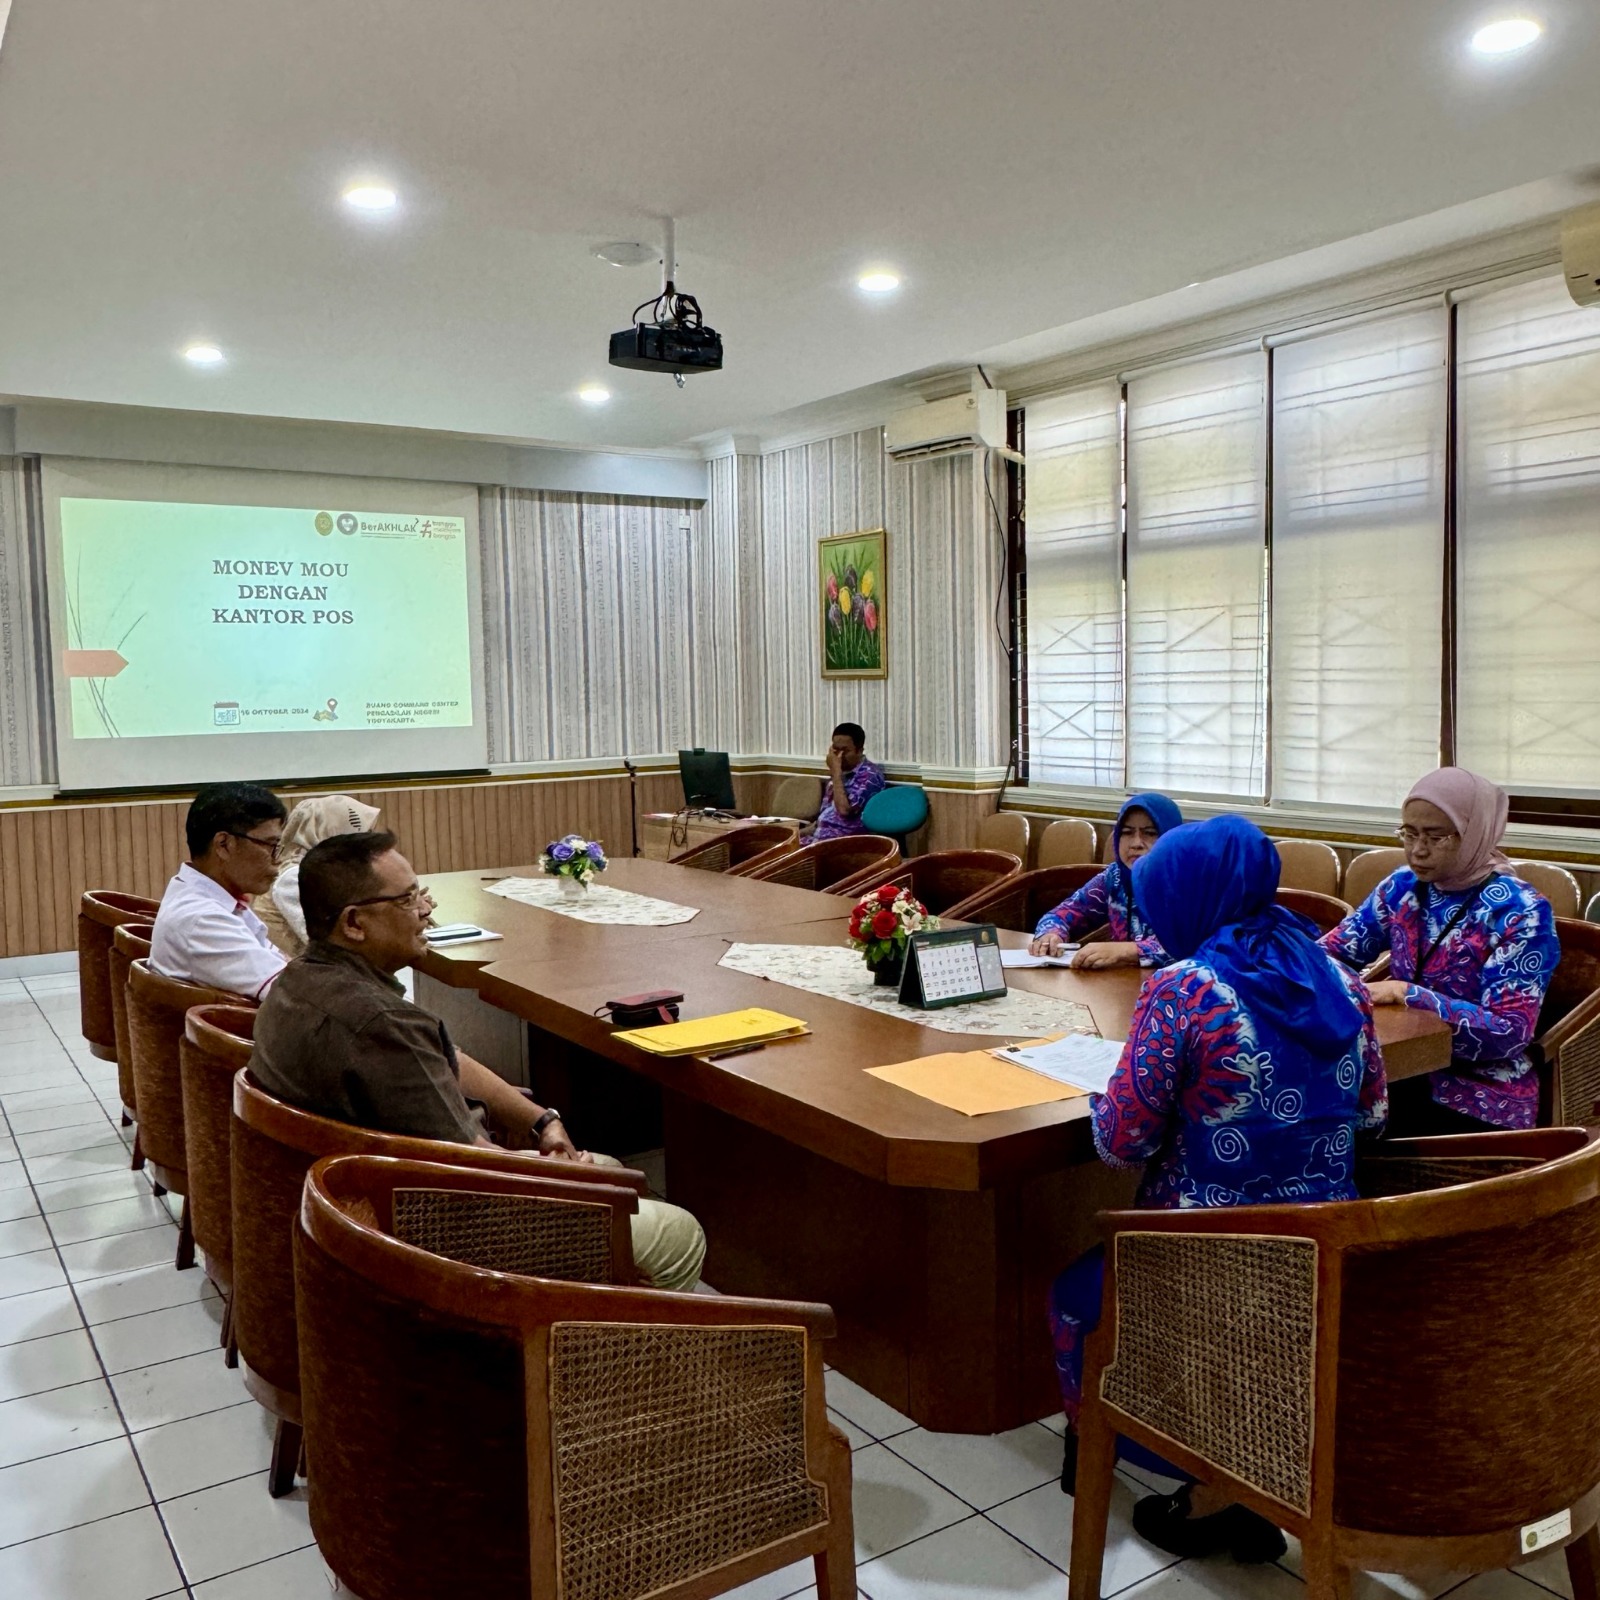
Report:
77,891,161,1055
945,863,1101,932
674,822,799,875
178,1005,257,1282
296,1153,838,1600
769,775,823,821
1342,846,1407,908
127,960,246,1184
746,834,901,895
108,922,154,1117
1540,919,1600,1035
1511,860,1583,921
1588,890,1600,924
1273,839,1342,898
231,1074,649,1404
887,849,1022,917
1536,920,1600,1126
1037,818,1098,868
859,785,929,843
1275,887,1353,937
975,811,1030,861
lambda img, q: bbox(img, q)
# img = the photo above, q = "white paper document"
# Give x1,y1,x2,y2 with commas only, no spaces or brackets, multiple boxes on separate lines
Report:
993,1033,1125,1095
999,947,1079,969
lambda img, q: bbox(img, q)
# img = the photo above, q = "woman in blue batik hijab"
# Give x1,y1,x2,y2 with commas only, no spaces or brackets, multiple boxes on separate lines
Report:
1049,816,1386,1561
1030,793,1184,969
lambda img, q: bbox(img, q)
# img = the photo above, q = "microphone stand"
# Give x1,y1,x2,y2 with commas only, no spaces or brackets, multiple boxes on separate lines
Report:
622,758,641,858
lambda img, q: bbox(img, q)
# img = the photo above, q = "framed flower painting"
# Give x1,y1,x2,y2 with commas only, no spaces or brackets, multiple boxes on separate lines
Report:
818,528,887,679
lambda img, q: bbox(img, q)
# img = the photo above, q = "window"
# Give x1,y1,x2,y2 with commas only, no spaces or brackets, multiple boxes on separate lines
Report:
1271,311,1446,808
1125,353,1266,797
1022,386,1123,785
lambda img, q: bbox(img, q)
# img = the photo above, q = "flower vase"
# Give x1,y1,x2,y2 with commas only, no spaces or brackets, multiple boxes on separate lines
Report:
557,876,587,901
868,948,905,988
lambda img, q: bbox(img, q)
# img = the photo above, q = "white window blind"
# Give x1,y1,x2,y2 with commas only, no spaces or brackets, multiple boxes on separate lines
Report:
1022,385,1125,785
1126,352,1267,797
1270,311,1446,808
1457,276,1600,792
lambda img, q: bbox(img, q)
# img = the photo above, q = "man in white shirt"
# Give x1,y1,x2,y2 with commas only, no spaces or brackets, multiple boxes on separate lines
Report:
150,782,290,1000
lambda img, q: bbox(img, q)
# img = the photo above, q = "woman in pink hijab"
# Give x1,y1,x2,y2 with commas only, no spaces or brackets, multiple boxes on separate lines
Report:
1322,767,1559,1132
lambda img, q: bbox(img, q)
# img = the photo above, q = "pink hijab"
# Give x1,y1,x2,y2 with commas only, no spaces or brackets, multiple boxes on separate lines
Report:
1405,767,1511,892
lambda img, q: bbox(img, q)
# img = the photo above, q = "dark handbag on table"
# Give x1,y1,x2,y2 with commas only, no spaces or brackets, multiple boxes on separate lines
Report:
598,990,683,1028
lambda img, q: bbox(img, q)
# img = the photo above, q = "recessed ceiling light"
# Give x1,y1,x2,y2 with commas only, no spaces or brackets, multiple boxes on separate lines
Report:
858,271,901,294
183,344,224,367
343,183,398,211
577,384,611,406
593,241,658,267
1471,17,1543,54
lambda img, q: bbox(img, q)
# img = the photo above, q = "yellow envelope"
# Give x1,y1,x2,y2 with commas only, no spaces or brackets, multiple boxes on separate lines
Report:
613,1007,810,1057
866,1050,1087,1117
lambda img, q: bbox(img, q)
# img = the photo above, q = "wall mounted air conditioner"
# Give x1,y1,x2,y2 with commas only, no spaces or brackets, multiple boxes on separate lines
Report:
1561,203,1600,308
885,389,1010,460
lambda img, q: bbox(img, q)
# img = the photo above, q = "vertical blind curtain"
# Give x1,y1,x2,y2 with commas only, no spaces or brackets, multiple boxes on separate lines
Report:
1270,310,1447,808
0,456,54,788
1457,275,1600,793
1023,385,1124,785
1125,352,1267,797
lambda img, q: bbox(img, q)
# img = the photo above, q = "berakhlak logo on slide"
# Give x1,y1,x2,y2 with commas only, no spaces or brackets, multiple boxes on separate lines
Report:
314,512,334,536
337,513,359,535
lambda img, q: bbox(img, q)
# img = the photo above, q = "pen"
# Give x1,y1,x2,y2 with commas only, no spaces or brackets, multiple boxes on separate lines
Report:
704,1042,767,1060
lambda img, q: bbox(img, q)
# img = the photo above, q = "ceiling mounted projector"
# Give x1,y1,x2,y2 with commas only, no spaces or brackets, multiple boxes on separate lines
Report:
608,218,723,386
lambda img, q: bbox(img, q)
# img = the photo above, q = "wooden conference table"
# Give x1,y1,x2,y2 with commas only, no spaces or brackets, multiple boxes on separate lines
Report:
415,858,1451,1435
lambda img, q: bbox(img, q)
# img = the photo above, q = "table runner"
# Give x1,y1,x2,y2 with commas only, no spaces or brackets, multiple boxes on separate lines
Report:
483,876,700,926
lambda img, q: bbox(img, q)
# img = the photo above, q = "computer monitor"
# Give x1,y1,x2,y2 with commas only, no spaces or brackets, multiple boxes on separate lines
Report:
679,748,736,811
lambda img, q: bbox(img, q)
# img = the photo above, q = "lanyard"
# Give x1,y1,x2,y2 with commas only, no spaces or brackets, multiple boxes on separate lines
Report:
1413,883,1483,980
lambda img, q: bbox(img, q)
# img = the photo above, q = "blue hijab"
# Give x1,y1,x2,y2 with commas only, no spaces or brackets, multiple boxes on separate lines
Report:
1112,792,1184,858
1132,815,1364,1055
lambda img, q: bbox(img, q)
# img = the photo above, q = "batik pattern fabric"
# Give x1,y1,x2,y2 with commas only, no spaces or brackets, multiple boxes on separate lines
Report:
1322,869,1557,1129
811,758,887,841
1032,861,1171,966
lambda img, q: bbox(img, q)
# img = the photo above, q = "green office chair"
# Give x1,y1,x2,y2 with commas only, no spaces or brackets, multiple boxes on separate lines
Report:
861,785,929,854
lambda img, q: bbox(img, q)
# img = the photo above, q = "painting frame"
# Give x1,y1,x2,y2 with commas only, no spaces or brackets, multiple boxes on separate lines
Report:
818,527,888,680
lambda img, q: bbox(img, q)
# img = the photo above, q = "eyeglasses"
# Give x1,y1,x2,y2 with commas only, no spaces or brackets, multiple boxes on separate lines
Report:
1396,826,1460,847
227,829,283,853
347,884,433,914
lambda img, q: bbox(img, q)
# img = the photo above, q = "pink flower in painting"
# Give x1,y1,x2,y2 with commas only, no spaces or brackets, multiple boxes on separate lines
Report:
862,598,878,632
826,572,839,602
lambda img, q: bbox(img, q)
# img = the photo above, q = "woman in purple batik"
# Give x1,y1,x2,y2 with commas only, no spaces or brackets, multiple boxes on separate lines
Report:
1048,816,1384,1563
809,722,886,842
1322,766,1558,1134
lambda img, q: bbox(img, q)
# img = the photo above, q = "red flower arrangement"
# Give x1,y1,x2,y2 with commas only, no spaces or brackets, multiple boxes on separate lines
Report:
847,882,938,971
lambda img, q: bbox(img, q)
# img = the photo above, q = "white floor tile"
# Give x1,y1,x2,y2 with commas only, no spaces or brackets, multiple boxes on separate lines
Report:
1037,1408,1068,1436
0,1213,53,1259
988,1474,1182,1593
1519,1546,1576,1599
190,1543,343,1598
720,1554,820,1600
0,1285,83,1348
0,1377,125,1467
134,1399,277,1501
0,1083,99,1114
0,1159,34,1194
0,1070,84,1097
1278,1531,1464,1600
77,1260,219,1325
0,1503,183,1599
3,1100,112,1135
858,1514,1062,1600
24,975,83,995
93,1297,226,1376
824,1369,917,1441
0,1246,69,1301
851,1442,975,1561
60,1223,178,1282
23,1140,135,1185
0,1433,150,1547
0,1186,40,1224
162,1473,314,1584
33,1168,152,1215
0,1135,17,1163
828,1407,874,1450
16,1120,121,1159
1113,1555,1310,1600
884,1421,1063,1511
47,1191,172,1246
1415,1577,1548,1600
111,1348,248,1432
0,1327,103,1402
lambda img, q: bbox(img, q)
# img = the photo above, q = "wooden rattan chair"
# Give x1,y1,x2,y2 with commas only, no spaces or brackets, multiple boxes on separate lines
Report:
1274,839,1342,898
770,774,823,822
1038,818,1099,869
110,922,154,1152
1535,918,1600,1128
1342,847,1407,909
78,891,160,1067
128,960,252,1270
884,849,1023,916
945,863,1102,933
1069,1128,1600,1600
744,834,901,897
296,1153,856,1600
180,1004,257,1365
1512,861,1583,921
674,822,799,876
232,1072,650,1497
1588,890,1600,925
1277,887,1354,937
975,810,1030,862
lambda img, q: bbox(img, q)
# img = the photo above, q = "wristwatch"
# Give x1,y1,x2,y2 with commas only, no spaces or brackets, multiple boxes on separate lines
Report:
531,1108,564,1138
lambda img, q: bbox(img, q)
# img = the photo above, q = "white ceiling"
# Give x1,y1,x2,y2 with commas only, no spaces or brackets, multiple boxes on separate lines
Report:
1,0,1599,453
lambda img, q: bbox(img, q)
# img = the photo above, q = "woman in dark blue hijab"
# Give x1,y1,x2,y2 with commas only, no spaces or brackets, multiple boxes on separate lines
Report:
1049,816,1386,1558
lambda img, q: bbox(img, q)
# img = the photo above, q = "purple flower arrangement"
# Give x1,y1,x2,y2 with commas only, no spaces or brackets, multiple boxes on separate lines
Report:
539,833,608,884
